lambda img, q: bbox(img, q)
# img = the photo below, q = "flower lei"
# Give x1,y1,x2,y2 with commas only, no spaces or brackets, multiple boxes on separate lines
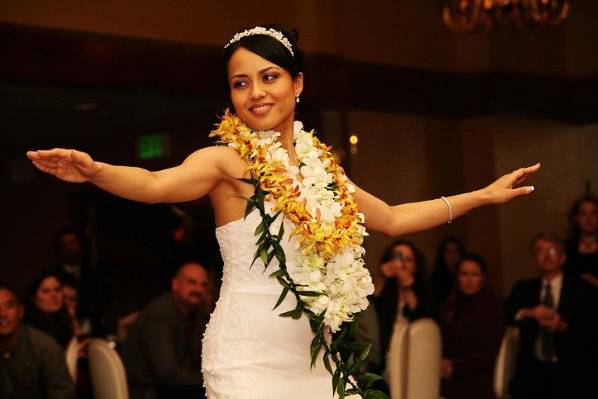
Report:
210,110,387,399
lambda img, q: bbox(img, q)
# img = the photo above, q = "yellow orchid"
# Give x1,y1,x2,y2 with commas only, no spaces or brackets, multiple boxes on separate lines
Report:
210,110,366,263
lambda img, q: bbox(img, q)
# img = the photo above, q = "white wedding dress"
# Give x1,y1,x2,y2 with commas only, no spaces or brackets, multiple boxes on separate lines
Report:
201,204,334,398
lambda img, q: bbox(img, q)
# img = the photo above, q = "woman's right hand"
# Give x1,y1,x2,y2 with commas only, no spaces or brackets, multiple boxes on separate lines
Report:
380,260,415,288
26,149,101,183
380,260,403,278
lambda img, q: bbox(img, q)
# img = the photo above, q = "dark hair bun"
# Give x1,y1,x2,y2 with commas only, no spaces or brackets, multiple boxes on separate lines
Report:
288,28,300,44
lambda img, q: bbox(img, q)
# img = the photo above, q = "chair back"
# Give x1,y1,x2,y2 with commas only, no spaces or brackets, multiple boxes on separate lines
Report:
65,337,79,382
386,317,409,399
406,318,441,399
88,338,129,399
494,327,520,398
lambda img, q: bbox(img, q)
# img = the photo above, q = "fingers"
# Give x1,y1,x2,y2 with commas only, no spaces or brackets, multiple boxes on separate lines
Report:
34,154,79,171
512,185,535,198
511,163,541,185
27,148,71,160
31,160,57,175
31,157,61,169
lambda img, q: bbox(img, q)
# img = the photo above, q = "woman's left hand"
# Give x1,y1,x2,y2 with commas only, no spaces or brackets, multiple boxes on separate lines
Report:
483,163,541,204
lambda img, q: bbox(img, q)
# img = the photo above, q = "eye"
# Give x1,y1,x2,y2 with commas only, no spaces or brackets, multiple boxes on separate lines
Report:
263,72,279,82
231,80,248,90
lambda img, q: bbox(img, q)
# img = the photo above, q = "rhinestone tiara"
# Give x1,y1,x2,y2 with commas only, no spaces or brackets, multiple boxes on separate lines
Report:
224,26,294,56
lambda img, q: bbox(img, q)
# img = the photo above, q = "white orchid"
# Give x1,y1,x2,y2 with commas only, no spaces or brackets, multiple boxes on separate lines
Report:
254,122,374,333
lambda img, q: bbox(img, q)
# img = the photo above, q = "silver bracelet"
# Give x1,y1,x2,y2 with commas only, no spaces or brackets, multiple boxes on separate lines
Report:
441,196,453,224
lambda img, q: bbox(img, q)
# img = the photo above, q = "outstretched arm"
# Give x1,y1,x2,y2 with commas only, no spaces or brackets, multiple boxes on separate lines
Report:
355,163,540,236
26,146,241,204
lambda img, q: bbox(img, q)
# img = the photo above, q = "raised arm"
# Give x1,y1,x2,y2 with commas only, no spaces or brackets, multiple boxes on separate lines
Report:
355,163,540,236
26,146,242,204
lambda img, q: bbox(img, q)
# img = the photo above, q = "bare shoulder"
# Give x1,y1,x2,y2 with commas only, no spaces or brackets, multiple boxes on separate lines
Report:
184,145,247,176
184,145,239,159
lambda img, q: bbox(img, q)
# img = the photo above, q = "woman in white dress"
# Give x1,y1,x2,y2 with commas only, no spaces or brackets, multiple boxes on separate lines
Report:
27,25,539,399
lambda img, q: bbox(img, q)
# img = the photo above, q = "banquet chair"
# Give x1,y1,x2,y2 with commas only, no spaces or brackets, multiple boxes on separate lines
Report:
406,318,441,399
64,337,79,382
494,327,520,399
88,338,129,399
386,317,409,399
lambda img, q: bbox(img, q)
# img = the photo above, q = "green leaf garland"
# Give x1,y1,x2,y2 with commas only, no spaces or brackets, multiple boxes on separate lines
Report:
238,176,387,398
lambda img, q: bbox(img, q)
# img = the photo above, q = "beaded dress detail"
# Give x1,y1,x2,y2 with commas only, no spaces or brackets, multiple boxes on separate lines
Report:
201,203,333,398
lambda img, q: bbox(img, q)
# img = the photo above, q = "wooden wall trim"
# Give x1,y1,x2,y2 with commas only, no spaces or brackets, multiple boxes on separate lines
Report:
1,22,596,124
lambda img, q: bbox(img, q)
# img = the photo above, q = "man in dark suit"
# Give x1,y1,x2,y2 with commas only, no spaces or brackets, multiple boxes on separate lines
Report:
506,233,598,399
120,261,210,399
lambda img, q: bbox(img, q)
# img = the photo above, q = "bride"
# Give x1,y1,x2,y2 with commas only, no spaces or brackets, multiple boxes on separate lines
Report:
27,25,539,399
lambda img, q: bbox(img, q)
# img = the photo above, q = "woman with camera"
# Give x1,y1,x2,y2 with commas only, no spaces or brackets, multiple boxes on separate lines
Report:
373,240,433,373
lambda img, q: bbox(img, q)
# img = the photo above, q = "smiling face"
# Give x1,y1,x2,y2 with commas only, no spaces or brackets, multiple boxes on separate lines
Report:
0,289,22,338
172,263,210,309
227,47,303,136
34,276,63,314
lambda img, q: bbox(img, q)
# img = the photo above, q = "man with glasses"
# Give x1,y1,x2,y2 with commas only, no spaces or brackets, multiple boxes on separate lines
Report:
506,233,598,398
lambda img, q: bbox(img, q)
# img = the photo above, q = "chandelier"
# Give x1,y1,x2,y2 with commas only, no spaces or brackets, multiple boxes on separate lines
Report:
442,0,570,32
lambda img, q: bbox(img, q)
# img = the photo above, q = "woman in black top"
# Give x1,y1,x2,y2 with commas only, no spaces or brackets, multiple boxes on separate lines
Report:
372,239,432,371
565,195,598,287
24,271,74,348
439,253,504,399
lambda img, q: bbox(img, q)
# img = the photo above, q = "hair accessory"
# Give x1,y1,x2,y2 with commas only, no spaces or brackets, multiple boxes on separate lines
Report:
224,26,294,56
441,196,453,224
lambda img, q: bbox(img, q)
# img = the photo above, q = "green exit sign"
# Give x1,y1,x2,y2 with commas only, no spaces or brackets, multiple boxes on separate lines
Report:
137,133,170,159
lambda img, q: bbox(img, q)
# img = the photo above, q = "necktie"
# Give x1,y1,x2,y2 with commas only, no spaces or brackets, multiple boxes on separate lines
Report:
540,282,556,360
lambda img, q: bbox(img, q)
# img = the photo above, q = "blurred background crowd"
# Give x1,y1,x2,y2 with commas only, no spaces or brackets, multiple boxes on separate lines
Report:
2,1,598,398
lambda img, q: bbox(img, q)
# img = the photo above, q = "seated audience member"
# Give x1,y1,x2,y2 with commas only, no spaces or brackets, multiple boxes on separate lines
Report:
62,278,92,337
439,253,504,399
61,278,94,399
52,228,108,336
24,272,74,348
120,261,210,399
430,237,466,314
506,233,598,398
373,239,432,372
565,195,598,287
52,228,86,283
0,282,75,399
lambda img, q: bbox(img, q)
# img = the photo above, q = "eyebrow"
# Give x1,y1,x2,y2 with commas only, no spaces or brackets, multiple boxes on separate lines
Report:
230,66,280,80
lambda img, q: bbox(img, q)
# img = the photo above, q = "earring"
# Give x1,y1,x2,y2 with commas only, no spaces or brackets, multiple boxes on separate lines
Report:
295,95,300,104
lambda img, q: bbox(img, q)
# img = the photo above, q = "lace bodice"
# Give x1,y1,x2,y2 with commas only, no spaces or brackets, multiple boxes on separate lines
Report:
201,205,334,398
